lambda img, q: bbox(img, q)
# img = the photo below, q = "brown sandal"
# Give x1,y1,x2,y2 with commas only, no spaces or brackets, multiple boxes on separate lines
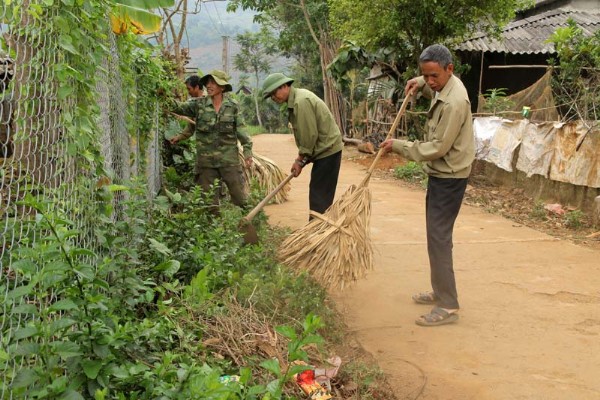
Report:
412,291,438,305
415,306,459,326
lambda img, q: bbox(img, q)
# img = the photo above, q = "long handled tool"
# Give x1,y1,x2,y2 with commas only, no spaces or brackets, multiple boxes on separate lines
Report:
278,93,413,288
239,174,294,245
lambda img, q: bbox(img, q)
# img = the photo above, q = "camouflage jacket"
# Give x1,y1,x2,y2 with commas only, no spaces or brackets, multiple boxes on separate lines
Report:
170,96,252,168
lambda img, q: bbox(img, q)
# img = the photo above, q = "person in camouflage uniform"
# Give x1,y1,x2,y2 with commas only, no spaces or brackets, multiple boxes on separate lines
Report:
0,52,14,159
169,74,204,146
170,70,252,210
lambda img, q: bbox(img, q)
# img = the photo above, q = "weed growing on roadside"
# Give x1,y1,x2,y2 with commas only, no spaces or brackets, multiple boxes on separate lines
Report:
338,360,389,399
530,200,548,221
564,210,584,229
393,161,427,185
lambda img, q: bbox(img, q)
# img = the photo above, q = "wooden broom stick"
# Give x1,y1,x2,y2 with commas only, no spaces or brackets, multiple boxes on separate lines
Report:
361,92,414,186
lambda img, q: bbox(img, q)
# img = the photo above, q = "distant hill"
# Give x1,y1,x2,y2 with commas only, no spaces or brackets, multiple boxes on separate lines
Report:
182,1,291,89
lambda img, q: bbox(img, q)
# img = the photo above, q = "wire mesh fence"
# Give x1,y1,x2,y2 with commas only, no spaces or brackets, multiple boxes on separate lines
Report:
1,4,163,397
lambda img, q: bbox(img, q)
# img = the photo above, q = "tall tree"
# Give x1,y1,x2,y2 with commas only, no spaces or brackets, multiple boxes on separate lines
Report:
329,0,532,71
233,27,277,127
228,0,347,134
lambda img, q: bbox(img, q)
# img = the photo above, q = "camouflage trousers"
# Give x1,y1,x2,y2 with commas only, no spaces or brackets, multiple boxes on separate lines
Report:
195,165,248,210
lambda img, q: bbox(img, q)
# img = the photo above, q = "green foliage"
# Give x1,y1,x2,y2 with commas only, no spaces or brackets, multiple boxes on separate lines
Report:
481,88,515,114
339,361,387,399
233,26,279,128
2,180,333,398
244,124,267,136
328,41,371,90
2,2,349,399
145,185,246,285
228,0,328,96
235,91,286,132
329,0,531,69
529,200,548,221
547,20,600,121
564,209,584,229
259,314,324,398
233,27,278,81
393,161,427,184
112,0,175,34
3,192,159,398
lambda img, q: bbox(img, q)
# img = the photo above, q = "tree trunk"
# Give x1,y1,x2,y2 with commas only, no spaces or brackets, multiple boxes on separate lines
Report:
318,33,345,136
298,0,346,136
254,70,263,127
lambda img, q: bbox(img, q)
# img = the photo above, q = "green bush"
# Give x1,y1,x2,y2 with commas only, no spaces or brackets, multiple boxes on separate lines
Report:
481,88,515,115
393,161,427,184
564,209,584,229
530,200,548,221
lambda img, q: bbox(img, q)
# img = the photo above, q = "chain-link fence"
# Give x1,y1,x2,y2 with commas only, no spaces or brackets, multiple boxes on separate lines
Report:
1,4,163,397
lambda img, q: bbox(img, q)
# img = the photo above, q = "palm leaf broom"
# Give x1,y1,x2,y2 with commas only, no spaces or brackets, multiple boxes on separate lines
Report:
238,149,291,204
278,94,413,289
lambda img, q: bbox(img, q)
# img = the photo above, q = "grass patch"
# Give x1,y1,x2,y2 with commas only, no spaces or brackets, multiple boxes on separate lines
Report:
245,124,268,136
393,161,427,186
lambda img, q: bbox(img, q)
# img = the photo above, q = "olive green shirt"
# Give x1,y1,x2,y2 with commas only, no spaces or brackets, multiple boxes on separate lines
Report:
287,87,343,160
392,75,474,178
170,96,252,168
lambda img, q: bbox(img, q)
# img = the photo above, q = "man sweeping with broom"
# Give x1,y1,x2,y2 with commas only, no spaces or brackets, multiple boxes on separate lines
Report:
381,44,475,326
262,73,343,220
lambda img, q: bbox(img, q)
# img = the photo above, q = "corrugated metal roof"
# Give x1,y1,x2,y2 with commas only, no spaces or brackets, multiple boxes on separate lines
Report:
456,8,600,54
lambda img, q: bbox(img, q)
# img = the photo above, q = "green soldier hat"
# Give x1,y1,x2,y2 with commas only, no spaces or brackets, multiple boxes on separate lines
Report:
200,69,232,92
262,73,294,99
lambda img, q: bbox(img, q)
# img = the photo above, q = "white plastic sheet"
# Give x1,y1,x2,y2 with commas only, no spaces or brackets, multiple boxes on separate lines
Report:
516,121,558,178
473,117,599,188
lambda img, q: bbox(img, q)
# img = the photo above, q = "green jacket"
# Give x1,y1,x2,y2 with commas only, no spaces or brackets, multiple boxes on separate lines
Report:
392,75,474,178
287,87,343,160
171,96,252,168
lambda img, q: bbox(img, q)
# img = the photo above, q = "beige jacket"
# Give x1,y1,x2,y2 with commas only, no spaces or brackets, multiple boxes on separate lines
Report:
392,75,474,178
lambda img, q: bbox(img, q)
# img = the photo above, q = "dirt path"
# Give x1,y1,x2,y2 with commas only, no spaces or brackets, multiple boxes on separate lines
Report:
253,134,600,400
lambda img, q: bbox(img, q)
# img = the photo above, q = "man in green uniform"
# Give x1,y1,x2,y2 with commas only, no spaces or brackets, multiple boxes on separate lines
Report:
262,73,343,219
381,44,475,327
170,70,252,210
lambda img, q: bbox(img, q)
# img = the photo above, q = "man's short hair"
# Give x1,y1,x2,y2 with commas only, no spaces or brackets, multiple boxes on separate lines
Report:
185,74,202,88
419,44,453,69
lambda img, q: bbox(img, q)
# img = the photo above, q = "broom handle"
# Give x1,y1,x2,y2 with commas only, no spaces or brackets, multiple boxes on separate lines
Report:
242,174,294,222
361,92,413,186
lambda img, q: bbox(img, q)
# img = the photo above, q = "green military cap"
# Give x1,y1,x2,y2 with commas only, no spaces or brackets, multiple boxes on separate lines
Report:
200,69,232,92
262,72,294,99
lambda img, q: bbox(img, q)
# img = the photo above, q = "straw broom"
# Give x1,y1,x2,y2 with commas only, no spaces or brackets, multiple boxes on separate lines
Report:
170,112,290,204
238,148,291,204
278,94,413,289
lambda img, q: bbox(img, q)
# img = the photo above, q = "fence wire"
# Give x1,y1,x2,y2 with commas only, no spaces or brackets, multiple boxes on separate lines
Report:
1,6,163,398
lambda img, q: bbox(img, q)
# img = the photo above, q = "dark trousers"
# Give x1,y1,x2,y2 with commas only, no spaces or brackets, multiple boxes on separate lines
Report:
195,165,247,209
426,176,468,309
309,151,342,216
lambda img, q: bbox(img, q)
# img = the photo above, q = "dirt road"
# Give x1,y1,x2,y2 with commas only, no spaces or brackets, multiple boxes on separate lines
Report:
253,134,600,400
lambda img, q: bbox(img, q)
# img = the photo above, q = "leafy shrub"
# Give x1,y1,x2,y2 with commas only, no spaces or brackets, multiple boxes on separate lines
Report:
547,20,600,121
564,209,584,229
530,200,548,221
481,88,515,115
393,161,427,184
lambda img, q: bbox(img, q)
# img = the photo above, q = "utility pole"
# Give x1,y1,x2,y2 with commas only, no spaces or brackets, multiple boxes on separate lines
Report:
222,35,229,74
